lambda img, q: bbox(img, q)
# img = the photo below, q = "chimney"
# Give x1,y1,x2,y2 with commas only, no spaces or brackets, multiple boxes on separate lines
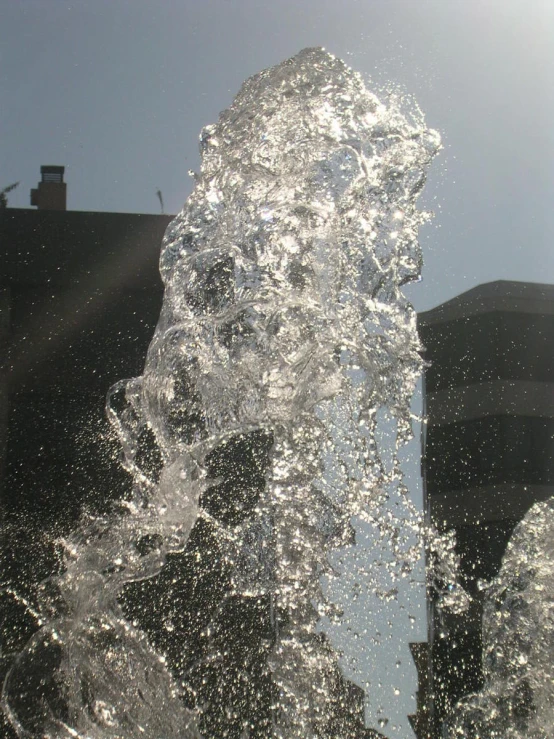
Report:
30,165,67,210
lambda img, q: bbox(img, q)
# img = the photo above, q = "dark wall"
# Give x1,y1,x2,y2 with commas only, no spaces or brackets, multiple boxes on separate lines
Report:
0,208,170,737
419,311,554,393
424,415,554,494
2,209,170,392
418,284,554,738
1,208,171,527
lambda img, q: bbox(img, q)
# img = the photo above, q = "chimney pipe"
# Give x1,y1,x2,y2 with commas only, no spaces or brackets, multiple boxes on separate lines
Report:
30,165,67,210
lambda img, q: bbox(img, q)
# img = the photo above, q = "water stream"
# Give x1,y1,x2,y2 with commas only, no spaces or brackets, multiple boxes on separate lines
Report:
1,48,473,738
446,499,554,739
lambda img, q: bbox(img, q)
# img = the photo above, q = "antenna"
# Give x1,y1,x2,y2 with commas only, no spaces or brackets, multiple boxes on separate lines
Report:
156,189,165,214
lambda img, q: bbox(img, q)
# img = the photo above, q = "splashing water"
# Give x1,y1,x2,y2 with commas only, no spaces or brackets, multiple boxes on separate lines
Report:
445,498,554,739
2,48,453,737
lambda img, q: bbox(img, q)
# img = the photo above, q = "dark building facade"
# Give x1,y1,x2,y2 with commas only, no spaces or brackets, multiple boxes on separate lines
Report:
408,642,431,739
0,206,170,526
0,177,385,738
0,200,171,737
418,280,554,737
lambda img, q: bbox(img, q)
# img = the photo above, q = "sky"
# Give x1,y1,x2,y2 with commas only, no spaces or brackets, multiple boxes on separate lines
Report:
1,1,554,737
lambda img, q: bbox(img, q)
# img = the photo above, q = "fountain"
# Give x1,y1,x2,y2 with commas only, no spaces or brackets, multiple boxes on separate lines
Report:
1,48,455,737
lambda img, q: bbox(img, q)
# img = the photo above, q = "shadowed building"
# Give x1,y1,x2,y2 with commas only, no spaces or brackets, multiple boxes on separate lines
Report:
408,642,431,739
0,176,172,737
0,198,170,529
418,280,554,737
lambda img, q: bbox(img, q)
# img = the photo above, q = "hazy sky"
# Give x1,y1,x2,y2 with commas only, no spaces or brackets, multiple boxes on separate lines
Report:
2,0,553,313
1,2,553,737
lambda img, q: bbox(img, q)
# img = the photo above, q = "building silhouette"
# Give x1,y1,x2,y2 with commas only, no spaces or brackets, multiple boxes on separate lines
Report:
418,281,554,737
408,641,431,739
0,170,171,737
0,168,385,738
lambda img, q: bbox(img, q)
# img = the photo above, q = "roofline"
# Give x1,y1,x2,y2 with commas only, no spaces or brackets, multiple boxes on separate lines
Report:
418,280,554,324
1,207,175,218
